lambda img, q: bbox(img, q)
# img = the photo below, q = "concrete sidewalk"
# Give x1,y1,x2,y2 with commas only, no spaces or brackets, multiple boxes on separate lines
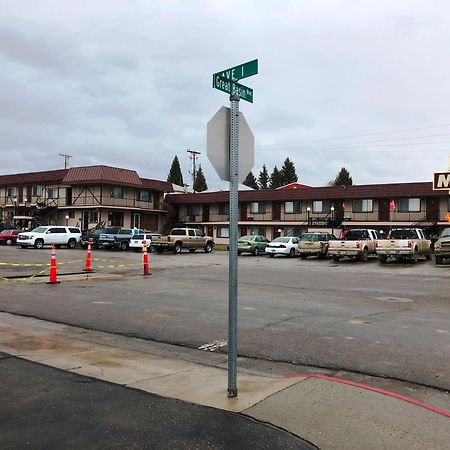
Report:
0,312,449,449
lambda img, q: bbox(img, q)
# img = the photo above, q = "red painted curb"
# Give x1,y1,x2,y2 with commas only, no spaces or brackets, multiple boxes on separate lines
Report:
284,374,450,419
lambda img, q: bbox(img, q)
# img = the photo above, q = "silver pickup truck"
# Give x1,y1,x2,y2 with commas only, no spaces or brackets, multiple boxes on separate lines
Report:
375,228,432,263
327,229,380,262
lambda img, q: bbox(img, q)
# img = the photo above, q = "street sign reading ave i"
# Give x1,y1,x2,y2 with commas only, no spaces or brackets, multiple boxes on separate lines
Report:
212,74,253,103
215,59,258,81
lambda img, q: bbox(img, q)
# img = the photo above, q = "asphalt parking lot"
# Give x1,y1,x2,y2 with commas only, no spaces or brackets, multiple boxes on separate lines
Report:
0,245,449,398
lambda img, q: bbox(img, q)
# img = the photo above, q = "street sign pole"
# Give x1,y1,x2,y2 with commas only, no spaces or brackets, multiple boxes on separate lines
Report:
228,94,240,397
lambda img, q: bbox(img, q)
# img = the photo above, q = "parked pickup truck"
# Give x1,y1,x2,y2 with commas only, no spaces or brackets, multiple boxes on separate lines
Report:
434,227,450,264
375,228,432,263
152,228,214,254
97,227,144,250
328,229,380,262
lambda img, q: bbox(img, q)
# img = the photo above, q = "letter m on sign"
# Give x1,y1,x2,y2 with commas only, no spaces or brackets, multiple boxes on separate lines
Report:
433,171,450,190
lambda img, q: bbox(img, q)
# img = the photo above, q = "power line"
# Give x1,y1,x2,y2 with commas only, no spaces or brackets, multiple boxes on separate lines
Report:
258,122,450,148
59,153,72,169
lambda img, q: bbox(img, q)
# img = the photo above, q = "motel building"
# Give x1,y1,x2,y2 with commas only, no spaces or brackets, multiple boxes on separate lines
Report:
165,180,450,245
0,165,174,232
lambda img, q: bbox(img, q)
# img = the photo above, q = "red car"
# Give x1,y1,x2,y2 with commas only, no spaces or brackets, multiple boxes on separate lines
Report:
0,229,22,245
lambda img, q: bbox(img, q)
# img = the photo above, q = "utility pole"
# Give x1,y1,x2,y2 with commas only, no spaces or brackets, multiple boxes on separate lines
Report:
187,149,201,192
59,153,72,169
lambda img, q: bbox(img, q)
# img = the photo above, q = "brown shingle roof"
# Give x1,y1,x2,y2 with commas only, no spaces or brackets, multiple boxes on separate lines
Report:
166,182,439,204
0,169,68,185
141,178,174,192
63,165,143,187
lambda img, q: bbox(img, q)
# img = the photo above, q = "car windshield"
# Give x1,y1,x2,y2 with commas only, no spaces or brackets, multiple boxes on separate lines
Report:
301,234,319,242
239,235,254,241
103,229,119,234
440,228,450,238
32,227,48,233
272,237,290,243
92,229,105,236
0,229,10,235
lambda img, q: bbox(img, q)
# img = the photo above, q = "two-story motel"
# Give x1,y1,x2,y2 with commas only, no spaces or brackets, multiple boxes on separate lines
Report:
1,165,449,243
165,181,450,244
0,165,173,231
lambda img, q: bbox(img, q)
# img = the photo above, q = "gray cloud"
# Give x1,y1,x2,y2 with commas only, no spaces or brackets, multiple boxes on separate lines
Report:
1,0,450,189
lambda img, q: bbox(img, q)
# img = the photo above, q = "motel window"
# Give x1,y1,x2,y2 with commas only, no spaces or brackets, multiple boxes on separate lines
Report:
284,226,302,237
110,186,123,198
48,188,59,199
89,211,99,223
397,198,421,213
219,203,229,215
217,227,229,238
352,199,373,213
312,200,331,214
249,227,265,236
7,187,17,197
137,190,151,202
250,202,266,214
285,201,301,213
32,185,43,197
187,205,200,216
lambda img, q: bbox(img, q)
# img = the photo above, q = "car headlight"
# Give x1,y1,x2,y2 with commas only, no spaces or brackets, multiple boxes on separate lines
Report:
434,242,441,249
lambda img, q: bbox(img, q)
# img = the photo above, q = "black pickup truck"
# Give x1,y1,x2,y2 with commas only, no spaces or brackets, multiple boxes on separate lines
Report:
97,227,144,250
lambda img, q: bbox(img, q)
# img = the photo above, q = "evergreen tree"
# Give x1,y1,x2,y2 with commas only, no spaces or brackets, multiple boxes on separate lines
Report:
334,167,353,186
269,166,283,189
167,156,184,186
280,157,298,185
193,165,208,192
243,171,259,189
258,164,270,189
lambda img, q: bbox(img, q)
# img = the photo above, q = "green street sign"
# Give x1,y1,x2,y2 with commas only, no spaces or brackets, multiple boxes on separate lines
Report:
215,59,258,81
213,74,254,103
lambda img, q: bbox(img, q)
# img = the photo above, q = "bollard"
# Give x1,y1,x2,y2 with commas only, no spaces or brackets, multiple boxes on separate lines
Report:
83,242,94,272
47,244,60,284
143,240,151,276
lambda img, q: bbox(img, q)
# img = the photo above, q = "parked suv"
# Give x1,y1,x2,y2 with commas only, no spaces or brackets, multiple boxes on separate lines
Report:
17,226,82,249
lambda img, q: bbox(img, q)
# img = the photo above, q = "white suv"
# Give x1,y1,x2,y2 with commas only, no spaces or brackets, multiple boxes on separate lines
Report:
17,226,82,249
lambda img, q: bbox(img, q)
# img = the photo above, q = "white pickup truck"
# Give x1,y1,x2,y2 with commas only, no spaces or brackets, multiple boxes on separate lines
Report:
328,229,380,262
375,228,432,263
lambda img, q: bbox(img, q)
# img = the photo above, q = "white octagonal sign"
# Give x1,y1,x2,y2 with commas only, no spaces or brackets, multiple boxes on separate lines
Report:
207,106,254,183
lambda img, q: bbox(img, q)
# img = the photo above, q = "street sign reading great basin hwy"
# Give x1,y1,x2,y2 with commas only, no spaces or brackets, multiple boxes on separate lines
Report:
212,74,253,103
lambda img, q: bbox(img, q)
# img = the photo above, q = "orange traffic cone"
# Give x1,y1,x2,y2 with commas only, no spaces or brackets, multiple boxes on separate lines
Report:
143,240,151,276
47,244,60,284
83,242,94,272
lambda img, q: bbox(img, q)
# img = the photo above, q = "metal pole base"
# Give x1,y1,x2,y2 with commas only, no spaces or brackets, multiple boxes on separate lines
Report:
227,389,238,398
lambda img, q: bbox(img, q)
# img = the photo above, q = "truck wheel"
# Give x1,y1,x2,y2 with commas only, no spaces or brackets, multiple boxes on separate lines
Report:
34,239,44,249
435,255,443,265
120,241,129,250
67,239,76,249
359,248,369,262
379,255,387,264
332,255,340,262
204,242,213,253
289,248,295,258
174,242,182,254
253,247,260,256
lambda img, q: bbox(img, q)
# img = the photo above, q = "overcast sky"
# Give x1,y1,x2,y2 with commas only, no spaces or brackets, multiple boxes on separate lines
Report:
1,0,450,190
